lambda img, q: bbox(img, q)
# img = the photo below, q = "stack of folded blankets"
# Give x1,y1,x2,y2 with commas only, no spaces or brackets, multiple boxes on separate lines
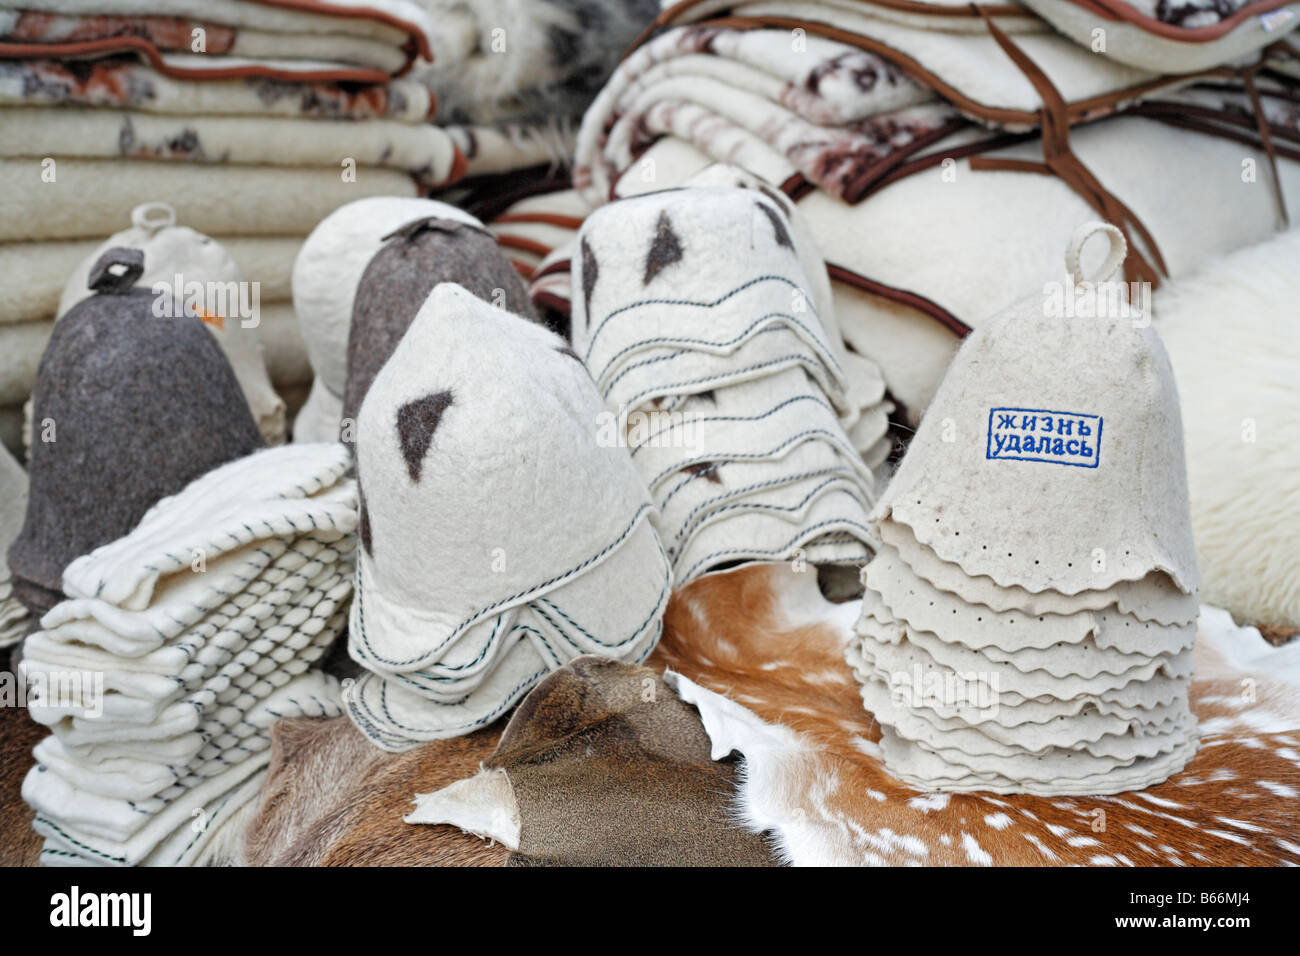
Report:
574,0,1300,420
21,443,356,866
0,0,450,447
570,183,882,585
344,282,671,749
478,184,590,338
846,224,1202,796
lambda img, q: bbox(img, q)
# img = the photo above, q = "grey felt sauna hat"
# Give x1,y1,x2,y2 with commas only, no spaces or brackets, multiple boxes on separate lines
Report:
341,214,538,435
8,247,264,612
291,197,487,443
873,222,1200,598
57,202,286,444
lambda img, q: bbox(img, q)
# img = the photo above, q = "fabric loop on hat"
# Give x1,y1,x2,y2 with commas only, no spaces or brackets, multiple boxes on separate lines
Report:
1065,221,1127,286
130,201,176,234
87,247,145,294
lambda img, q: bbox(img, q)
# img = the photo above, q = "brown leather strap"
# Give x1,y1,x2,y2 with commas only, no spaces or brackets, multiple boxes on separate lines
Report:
826,264,971,337
492,212,587,230
1239,51,1291,228
974,6,1167,287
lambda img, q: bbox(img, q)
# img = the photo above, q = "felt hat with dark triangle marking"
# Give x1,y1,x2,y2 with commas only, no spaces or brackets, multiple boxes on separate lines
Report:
8,247,264,618
570,186,849,414
349,281,659,672
342,214,539,438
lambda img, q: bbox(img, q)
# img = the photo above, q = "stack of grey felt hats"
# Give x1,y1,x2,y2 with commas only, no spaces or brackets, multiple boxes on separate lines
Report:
20,443,356,866
8,247,265,621
570,185,878,587
847,224,1201,796
292,196,535,444
344,282,670,750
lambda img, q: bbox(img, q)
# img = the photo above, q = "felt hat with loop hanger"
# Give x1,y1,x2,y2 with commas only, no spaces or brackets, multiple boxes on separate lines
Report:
872,221,1200,598
849,223,1201,795
349,282,660,673
9,246,263,619
56,202,286,444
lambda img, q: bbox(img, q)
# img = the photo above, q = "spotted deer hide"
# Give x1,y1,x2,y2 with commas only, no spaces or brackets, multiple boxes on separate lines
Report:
653,563,1300,866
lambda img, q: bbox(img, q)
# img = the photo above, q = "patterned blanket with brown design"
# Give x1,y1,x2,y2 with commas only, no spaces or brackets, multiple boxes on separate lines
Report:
0,0,435,81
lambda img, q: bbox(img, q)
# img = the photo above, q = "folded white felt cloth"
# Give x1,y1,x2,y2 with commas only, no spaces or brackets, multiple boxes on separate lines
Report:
0,106,462,189
573,8,1234,208
0,158,418,243
570,186,877,584
0,56,435,122
446,122,576,179
0,441,28,646
19,442,355,865
0,231,299,328
0,0,436,80
52,203,285,445
1017,0,1300,73
848,223,1201,796
612,101,1300,420
344,281,670,748
290,197,484,444
28,672,342,867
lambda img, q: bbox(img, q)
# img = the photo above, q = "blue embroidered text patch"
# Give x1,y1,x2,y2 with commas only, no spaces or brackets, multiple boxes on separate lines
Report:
986,407,1102,468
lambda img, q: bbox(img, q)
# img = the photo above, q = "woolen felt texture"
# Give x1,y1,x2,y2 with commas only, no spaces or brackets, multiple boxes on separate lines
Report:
57,203,286,444
348,281,658,670
681,163,891,459
571,187,848,415
0,442,29,647
873,291,1201,597
341,217,539,433
290,197,484,442
8,251,263,611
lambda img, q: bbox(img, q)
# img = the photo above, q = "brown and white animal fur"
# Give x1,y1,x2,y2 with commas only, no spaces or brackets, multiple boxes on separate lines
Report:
243,719,507,867
652,564,1300,866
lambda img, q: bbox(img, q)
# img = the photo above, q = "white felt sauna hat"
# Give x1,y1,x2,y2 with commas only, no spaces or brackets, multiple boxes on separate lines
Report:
350,282,658,672
291,196,483,442
873,222,1200,597
55,203,285,444
570,186,848,411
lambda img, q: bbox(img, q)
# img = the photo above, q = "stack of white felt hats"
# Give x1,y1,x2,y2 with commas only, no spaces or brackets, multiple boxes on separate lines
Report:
344,283,670,750
847,224,1202,796
20,443,356,865
570,185,879,586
